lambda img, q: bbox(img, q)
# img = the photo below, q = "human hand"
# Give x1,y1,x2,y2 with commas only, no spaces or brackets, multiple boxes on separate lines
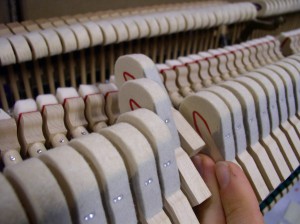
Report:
192,154,264,224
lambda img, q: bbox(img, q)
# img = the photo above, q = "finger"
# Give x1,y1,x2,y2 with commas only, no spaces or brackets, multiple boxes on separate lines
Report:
192,154,226,224
215,161,264,224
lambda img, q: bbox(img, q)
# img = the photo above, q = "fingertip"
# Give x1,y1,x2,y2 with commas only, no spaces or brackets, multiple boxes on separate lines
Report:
216,161,264,224
192,154,215,177
192,154,226,224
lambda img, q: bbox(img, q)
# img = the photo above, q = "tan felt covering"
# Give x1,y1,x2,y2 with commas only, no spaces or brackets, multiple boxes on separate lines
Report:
4,158,72,223
39,146,107,224
165,59,194,97
63,97,89,137
69,133,137,224
0,117,20,153
193,54,213,86
158,64,184,108
105,91,120,125
41,104,68,147
0,173,29,224
85,93,108,131
17,112,46,157
178,56,203,91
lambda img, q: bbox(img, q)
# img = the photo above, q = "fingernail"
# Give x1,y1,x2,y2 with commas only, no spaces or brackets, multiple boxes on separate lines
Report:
215,161,230,189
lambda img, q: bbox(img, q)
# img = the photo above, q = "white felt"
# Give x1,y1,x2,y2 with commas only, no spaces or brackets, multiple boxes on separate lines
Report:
132,16,150,38
154,14,169,35
39,146,107,224
165,13,178,34
206,86,247,155
7,35,32,63
272,62,297,117
205,10,217,28
281,58,300,113
181,11,195,30
82,21,103,46
245,72,292,181
234,77,270,139
266,64,294,120
118,78,210,206
0,37,16,66
115,54,164,90
69,23,90,49
99,123,164,221
121,18,139,40
56,87,79,104
180,91,235,161
4,158,72,223
174,13,186,32
221,77,281,191
119,79,180,148
117,109,180,197
96,21,117,45
69,133,137,224
144,16,160,37
36,94,58,111
39,29,63,56
13,99,38,119
256,66,289,123
54,26,77,53
23,32,48,60
246,71,280,130
220,81,259,146
78,84,99,98
110,19,129,43
98,83,118,96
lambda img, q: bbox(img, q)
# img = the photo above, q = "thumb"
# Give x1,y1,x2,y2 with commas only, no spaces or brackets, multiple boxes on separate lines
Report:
215,161,264,224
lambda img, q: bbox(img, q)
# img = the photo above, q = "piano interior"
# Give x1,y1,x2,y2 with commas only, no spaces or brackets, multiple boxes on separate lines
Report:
0,0,300,223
